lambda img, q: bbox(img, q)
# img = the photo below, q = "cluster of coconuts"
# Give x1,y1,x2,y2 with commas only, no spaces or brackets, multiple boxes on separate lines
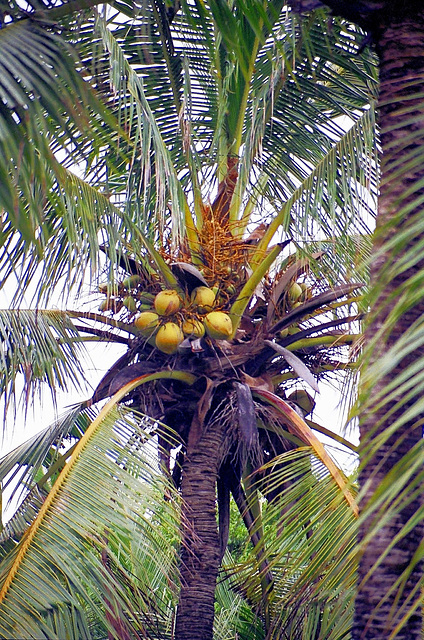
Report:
98,275,151,314
134,286,233,354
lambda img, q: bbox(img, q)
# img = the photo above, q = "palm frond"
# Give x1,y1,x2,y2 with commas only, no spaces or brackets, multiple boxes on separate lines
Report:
253,388,358,515
214,560,265,639
224,447,357,639
0,391,181,639
0,309,89,408
252,108,378,282
0,404,94,512
97,16,193,251
0,13,119,241
3,166,131,304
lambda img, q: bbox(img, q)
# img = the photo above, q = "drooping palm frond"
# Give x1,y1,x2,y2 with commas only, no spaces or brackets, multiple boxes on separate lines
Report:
0,404,95,516
0,309,90,407
250,108,377,282
0,390,182,639
223,447,357,640
97,18,194,250
2,171,132,306
1,0,378,305
0,10,123,258
233,16,377,224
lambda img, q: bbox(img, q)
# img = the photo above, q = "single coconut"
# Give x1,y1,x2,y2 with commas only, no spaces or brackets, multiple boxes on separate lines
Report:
288,282,302,303
204,311,233,340
134,311,159,335
122,274,142,289
154,290,182,316
155,322,184,354
99,298,122,313
123,295,137,312
182,318,205,338
191,286,216,312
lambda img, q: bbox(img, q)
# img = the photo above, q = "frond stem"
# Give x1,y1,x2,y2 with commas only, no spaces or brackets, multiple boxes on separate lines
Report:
67,311,138,335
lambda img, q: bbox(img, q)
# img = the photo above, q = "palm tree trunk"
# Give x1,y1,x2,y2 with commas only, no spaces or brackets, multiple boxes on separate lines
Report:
291,2,424,637
353,9,424,638
174,418,228,640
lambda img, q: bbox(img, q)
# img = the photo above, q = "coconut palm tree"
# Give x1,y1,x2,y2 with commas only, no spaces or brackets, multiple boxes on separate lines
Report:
287,2,424,637
0,1,379,638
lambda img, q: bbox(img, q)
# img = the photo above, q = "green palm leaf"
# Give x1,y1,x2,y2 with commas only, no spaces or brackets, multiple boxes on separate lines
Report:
0,309,89,404
214,560,264,639
0,404,94,515
0,13,119,249
227,448,357,639
0,386,181,639
251,108,378,279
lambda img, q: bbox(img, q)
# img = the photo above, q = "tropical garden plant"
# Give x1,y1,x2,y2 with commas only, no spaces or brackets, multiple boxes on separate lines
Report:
0,0,404,638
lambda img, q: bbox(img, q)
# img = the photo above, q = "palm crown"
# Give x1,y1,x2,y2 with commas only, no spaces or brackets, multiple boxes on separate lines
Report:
0,0,379,638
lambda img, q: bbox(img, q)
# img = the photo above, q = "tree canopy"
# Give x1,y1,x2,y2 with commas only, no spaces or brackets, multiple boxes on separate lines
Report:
3,0,414,638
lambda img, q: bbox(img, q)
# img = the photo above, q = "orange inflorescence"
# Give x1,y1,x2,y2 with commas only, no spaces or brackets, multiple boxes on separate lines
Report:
160,204,264,305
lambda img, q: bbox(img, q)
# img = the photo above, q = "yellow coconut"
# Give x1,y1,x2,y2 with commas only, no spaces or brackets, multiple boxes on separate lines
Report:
191,286,216,313
204,311,233,340
182,318,205,338
154,290,182,316
155,322,184,354
288,282,302,303
134,311,159,335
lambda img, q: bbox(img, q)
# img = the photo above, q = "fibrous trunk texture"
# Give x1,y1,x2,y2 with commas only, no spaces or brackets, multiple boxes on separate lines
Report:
354,8,424,639
174,418,229,640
